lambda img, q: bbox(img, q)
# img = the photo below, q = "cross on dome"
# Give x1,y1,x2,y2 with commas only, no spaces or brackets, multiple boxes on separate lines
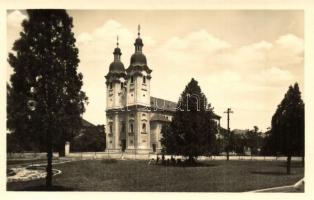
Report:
138,24,141,37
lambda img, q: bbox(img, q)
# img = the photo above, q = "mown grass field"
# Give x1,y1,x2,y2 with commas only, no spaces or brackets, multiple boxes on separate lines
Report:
7,159,304,192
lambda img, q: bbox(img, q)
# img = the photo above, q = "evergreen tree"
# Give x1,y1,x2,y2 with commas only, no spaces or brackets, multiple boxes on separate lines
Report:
267,83,304,174
7,10,88,188
161,78,217,162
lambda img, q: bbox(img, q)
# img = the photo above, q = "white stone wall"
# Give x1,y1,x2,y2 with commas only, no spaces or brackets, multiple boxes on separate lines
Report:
136,111,150,149
126,73,150,107
106,115,114,149
107,81,126,109
126,112,137,149
150,122,162,149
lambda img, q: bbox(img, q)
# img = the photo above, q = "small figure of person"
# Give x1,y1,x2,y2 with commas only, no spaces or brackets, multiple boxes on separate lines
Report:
161,154,165,165
156,155,160,164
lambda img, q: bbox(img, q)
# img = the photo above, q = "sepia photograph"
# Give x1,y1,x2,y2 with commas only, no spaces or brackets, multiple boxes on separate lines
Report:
4,7,307,193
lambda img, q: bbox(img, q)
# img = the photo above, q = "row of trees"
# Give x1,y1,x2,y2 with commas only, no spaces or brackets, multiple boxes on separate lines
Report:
160,79,304,174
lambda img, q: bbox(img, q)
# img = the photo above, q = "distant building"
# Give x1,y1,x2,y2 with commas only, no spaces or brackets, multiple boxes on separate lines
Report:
105,26,220,154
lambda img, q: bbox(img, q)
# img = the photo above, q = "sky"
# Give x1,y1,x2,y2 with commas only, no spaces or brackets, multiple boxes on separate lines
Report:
6,10,304,131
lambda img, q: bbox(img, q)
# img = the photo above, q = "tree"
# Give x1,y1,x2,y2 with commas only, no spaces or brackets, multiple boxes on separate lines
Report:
161,78,218,162
71,125,106,152
7,10,88,188
245,126,264,155
267,83,304,174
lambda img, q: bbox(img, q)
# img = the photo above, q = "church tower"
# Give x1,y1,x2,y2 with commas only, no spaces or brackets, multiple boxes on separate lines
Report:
105,37,127,151
126,25,152,106
125,25,153,153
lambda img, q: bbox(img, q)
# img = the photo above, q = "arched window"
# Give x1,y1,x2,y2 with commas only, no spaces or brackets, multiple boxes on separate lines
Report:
142,123,146,133
143,76,146,84
130,123,134,133
120,82,124,89
130,76,134,83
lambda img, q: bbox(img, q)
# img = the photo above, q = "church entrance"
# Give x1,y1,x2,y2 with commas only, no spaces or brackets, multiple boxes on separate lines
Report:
121,139,126,152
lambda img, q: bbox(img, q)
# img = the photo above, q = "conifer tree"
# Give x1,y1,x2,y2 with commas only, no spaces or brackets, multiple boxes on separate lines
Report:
7,10,88,188
161,78,217,163
268,83,304,174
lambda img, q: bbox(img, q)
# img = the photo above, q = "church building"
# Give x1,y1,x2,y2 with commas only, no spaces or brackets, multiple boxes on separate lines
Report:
105,26,220,154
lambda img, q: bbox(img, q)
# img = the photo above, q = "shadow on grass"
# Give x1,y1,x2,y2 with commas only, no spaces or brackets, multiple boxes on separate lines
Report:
277,163,304,168
251,171,288,176
10,185,75,191
157,162,219,168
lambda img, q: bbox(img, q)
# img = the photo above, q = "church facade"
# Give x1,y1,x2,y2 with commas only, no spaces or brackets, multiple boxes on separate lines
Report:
105,27,220,154
105,27,176,154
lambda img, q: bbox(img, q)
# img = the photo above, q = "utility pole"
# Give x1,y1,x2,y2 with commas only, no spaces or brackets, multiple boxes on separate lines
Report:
224,108,233,161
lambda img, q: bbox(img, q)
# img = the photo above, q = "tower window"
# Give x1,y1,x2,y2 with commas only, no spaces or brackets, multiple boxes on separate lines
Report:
131,76,134,83
143,76,146,84
121,122,125,132
142,123,146,133
109,82,113,89
109,123,113,133
121,82,124,89
130,123,134,133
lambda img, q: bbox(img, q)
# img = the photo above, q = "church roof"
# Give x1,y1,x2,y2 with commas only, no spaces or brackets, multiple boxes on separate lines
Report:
150,114,171,122
81,119,97,127
150,96,221,119
150,96,177,112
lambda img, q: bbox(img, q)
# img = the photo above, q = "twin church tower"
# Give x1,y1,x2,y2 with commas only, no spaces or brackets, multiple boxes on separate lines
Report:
105,25,176,154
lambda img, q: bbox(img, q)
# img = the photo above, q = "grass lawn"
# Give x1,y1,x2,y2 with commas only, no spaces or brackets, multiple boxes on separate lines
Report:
7,159,304,192
7,158,59,166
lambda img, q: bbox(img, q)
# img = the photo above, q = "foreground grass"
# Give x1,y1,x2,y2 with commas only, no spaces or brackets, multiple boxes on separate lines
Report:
7,160,304,192
7,158,59,166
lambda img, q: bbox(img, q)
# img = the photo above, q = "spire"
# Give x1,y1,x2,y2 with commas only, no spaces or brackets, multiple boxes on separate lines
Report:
135,24,143,52
113,35,121,61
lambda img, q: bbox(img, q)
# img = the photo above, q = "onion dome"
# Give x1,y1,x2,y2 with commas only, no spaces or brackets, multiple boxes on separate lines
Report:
127,25,152,74
130,52,147,66
106,36,126,80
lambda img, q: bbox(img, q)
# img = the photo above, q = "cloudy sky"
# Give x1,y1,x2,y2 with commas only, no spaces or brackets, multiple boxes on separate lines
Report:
7,10,304,131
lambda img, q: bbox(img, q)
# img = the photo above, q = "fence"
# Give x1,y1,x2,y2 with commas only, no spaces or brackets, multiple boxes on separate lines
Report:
66,151,151,160
65,152,302,161
7,152,302,161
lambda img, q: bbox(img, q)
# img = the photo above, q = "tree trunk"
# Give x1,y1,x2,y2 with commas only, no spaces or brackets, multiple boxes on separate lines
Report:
46,129,53,188
302,155,304,168
286,155,291,175
188,156,195,165
226,146,229,161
